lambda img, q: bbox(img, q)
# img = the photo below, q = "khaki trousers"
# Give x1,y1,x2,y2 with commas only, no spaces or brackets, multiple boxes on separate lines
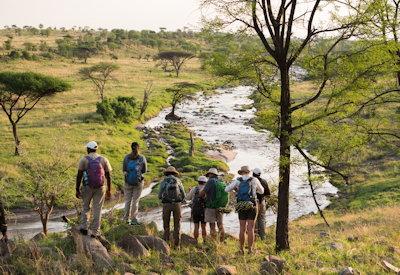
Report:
123,182,144,221
162,202,181,247
80,185,105,235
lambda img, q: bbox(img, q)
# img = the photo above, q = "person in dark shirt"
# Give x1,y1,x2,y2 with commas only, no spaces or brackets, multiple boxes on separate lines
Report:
0,200,7,242
253,168,271,240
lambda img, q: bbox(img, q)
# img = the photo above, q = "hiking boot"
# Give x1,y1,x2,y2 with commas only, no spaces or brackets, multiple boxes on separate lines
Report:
80,229,88,236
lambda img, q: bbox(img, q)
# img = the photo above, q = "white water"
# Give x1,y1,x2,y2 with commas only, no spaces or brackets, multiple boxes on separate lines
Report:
8,86,338,239
142,86,338,235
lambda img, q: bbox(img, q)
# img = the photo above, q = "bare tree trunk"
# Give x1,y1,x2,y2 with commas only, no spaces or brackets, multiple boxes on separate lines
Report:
41,213,48,235
397,51,400,86
189,132,195,157
11,122,20,156
275,67,292,252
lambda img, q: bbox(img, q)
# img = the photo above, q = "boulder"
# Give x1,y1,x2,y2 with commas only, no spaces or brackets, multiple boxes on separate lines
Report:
260,261,279,275
319,231,329,238
118,235,149,258
31,232,46,242
216,265,237,275
180,233,197,246
347,236,359,242
330,242,344,250
339,267,355,275
71,227,113,270
264,255,285,273
135,235,170,255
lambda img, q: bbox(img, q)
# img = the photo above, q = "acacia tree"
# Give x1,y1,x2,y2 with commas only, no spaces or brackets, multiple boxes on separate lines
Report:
165,82,200,120
21,144,74,235
155,51,194,77
0,72,70,155
201,0,367,251
139,81,154,118
79,62,119,101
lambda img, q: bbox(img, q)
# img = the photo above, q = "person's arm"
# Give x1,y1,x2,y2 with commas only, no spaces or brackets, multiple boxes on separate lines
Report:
122,155,127,174
185,187,195,201
142,156,147,174
225,180,239,192
158,180,165,200
255,178,264,194
76,171,84,199
105,171,112,200
264,179,271,197
200,183,208,198
0,202,7,241
179,180,186,200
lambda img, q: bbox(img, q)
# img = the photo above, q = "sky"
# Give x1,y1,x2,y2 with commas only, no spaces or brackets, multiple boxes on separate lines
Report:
0,0,203,31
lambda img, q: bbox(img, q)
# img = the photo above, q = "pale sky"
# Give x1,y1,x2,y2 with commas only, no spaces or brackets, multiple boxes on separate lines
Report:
0,0,203,31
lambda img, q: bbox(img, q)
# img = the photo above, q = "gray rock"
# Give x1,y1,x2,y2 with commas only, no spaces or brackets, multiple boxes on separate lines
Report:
260,261,279,275
216,265,237,275
339,267,355,275
31,232,46,242
135,235,170,255
118,235,149,258
180,233,197,246
319,231,329,237
330,242,344,250
263,255,285,273
347,236,359,242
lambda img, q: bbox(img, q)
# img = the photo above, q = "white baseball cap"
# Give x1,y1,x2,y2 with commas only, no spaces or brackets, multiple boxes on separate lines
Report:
253,168,262,175
86,141,98,150
198,176,208,183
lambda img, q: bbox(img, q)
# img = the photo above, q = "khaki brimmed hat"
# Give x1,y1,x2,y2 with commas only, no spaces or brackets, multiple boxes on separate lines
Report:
205,168,219,177
198,176,208,183
238,166,251,175
164,166,179,176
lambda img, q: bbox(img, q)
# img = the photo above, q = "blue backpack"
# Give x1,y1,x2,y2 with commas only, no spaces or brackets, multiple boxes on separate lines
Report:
236,177,255,203
126,156,144,186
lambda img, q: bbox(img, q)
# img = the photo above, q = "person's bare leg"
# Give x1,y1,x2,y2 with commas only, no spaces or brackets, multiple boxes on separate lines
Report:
217,212,225,242
201,222,207,241
209,222,216,240
246,220,256,253
239,220,246,254
194,223,200,242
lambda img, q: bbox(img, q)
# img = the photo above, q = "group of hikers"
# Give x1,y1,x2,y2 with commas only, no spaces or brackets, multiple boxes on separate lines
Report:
1,140,271,255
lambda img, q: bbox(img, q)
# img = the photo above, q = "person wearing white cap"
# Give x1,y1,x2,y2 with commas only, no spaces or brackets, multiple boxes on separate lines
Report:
76,141,112,237
253,168,271,240
225,166,264,254
185,175,208,243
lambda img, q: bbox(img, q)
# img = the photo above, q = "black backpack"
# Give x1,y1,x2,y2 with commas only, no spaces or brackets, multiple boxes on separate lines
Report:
161,176,183,203
192,187,205,215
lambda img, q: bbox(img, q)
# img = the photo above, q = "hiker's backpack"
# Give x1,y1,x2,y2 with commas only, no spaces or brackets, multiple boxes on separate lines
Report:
206,179,229,209
192,186,205,216
84,156,105,188
236,177,255,203
126,156,144,186
161,176,183,203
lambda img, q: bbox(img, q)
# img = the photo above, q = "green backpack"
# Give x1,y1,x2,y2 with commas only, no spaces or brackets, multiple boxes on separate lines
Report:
206,180,229,209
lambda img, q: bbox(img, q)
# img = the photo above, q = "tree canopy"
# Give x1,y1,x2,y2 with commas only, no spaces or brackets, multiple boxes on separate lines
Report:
155,51,194,77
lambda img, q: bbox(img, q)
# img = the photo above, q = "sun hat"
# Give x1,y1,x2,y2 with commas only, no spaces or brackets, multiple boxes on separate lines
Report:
253,168,262,175
86,141,98,150
164,166,179,176
198,176,208,183
238,166,251,175
205,168,219,177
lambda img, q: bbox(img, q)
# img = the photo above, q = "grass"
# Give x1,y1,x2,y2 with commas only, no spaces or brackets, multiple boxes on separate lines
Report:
0,34,223,207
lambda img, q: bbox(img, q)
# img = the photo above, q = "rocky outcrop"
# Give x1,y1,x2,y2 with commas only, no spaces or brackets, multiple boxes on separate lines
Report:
260,255,285,274
216,265,237,275
118,235,149,258
134,235,170,255
71,227,113,270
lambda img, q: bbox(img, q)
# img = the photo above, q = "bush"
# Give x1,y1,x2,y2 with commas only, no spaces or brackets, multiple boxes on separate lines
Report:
96,96,137,123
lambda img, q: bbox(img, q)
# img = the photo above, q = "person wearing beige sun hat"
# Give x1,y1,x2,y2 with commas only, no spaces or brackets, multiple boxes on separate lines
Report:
225,165,264,255
158,166,185,248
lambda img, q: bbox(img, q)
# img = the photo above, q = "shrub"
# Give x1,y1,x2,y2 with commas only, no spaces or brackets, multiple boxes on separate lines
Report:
96,96,137,123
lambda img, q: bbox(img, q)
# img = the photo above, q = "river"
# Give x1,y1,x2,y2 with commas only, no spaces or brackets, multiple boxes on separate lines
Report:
8,86,338,238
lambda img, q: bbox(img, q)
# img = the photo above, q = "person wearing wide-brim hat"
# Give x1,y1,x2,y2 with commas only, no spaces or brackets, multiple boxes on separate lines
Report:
158,166,185,248
225,166,264,254
200,168,226,241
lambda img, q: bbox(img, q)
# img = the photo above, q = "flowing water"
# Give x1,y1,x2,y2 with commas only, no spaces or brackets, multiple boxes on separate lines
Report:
141,86,338,235
8,86,338,238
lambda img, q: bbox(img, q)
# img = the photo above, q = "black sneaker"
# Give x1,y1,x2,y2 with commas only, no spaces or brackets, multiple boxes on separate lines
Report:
80,229,88,235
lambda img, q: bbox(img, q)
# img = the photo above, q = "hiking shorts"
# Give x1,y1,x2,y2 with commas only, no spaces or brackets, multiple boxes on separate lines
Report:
238,207,257,221
204,208,223,224
192,210,205,224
